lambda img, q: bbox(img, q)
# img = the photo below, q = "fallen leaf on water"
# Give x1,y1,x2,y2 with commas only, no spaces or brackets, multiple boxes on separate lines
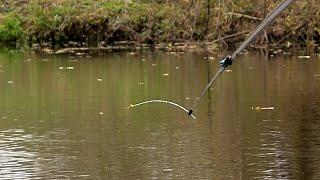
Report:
252,106,275,111
97,78,103,82
59,67,64,70
163,169,173,173
76,52,85,56
66,66,74,70
99,112,104,115
225,70,232,72
185,97,190,100
162,73,169,76
298,55,311,59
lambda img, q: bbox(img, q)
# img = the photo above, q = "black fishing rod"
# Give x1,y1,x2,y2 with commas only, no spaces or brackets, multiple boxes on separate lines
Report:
187,0,294,116
128,0,294,119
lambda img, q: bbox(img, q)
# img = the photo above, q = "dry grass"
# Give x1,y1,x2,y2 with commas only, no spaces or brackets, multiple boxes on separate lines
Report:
0,0,319,48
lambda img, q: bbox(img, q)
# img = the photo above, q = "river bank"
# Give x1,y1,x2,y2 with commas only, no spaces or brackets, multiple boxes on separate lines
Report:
0,0,319,51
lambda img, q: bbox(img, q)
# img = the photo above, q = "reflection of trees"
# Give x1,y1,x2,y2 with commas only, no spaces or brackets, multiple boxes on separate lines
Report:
297,84,320,179
206,55,214,130
1,52,320,179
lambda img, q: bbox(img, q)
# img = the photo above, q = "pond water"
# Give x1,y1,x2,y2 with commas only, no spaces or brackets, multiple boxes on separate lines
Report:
0,50,319,179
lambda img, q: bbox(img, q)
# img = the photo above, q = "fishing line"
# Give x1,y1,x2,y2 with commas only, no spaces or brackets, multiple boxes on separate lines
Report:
128,0,294,119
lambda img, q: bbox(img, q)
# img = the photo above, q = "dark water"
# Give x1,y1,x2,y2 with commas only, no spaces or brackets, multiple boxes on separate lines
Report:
0,50,319,179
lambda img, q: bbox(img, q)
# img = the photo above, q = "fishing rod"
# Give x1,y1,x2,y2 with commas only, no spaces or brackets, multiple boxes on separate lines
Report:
128,0,294,119
187,0,294,116
126,100,197,119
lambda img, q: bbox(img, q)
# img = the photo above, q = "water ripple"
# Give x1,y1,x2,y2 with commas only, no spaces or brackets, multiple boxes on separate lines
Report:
0,128,86,179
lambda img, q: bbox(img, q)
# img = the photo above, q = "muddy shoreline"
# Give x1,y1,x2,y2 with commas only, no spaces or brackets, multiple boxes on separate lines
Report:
32,41,319,57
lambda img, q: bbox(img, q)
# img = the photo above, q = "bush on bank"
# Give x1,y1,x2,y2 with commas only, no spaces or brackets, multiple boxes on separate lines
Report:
0,0,319,49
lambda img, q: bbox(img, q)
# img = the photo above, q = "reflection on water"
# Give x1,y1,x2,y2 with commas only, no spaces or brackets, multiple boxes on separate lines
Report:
245,119,298,179
0,51,319,179
0,129,38,180
0,128,85,179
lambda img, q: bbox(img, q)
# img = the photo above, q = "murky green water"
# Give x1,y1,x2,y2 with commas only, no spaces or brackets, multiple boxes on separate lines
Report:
0,50,319,179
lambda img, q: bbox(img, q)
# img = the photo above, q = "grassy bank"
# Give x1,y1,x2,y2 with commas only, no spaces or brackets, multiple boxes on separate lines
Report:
0,0,320,50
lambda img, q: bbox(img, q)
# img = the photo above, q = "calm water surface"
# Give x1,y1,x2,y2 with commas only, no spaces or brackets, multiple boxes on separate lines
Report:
0,50,319,179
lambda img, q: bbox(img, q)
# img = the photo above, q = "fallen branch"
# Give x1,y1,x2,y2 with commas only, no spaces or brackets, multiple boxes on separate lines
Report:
274,21,309,45
208,30,250,44
54,46,134,54
226,12,262,21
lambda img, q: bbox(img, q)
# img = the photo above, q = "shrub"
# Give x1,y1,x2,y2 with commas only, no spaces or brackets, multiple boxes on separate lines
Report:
0,14,24,46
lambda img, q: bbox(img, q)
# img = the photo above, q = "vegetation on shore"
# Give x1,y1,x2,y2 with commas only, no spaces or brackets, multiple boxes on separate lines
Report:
0,0,319,51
